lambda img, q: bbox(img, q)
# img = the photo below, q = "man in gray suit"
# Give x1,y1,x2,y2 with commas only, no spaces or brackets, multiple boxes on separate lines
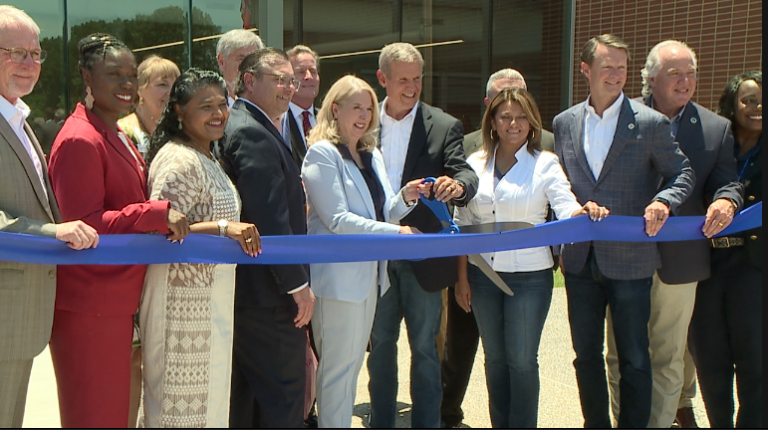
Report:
553,34,695,428
0,6,98,427
606,40,743,429
463,69,556,156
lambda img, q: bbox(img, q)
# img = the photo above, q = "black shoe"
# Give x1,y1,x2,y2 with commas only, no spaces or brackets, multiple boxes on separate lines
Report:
674,407,699,428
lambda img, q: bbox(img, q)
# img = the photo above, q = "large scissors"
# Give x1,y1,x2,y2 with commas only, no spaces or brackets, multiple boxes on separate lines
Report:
418,177,534,296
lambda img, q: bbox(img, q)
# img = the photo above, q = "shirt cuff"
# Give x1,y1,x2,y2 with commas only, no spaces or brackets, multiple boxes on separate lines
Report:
288,283,309,294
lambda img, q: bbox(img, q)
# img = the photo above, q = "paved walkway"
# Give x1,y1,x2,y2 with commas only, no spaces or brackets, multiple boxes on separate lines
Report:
23,288,711,428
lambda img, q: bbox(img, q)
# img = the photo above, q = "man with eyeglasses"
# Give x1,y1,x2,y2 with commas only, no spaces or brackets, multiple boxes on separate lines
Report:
282,45,320,169
1,6,98,427
219,48,314,429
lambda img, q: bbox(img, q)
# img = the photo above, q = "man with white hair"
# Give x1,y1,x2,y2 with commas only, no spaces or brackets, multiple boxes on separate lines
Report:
605,39,743,428
282,44,320,168
367,42,478,429
463,69,556,155
216,29,264,107
0,5,98,427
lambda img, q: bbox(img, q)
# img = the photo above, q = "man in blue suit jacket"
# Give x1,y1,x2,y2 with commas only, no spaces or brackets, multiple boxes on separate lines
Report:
219,48,314,429
553,34,695,428
605,40,743,429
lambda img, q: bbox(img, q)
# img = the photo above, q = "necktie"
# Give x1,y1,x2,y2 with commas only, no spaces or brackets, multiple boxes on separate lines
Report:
302,110,313,140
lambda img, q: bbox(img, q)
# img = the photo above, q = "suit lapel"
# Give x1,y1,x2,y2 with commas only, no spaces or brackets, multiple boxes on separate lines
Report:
569,105,595,185
24,122,57,221
597,98,637,184
401,103,431,188
344,157,377,220
241,100,289,151
0,116,55,222
80,106,146,187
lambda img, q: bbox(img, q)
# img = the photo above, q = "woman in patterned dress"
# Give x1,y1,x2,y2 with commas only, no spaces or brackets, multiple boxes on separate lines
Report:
140,68,261,428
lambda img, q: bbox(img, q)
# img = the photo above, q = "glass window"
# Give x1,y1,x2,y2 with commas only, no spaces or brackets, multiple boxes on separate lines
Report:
4,1,66,122
402,0,487,133
192,0,257,72
492,0,567,130
299,0,400,103
65,0,189,112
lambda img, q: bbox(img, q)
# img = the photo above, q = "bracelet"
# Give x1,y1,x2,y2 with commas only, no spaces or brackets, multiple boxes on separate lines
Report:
401,189,416,207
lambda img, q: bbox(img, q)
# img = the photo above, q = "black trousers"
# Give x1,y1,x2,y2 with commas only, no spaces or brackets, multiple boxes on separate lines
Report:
229,305,306,428
439,287,480,427
689,247,762,429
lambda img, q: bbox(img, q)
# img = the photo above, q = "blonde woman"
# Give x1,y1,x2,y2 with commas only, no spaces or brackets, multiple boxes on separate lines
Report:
301,75,430,427
119,55,180,157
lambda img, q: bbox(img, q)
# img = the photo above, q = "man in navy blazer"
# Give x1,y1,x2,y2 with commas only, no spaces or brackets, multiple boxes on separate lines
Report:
366,42,478,429
553,34,695,428
605,40,743,429
219,48,315,429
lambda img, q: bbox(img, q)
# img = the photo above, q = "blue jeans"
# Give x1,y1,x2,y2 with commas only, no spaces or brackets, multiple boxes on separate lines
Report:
368,260,443,428
469,265,553,428
565,248,653,428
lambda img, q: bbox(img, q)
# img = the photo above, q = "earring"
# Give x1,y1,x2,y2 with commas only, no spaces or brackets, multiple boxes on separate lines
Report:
139,97,144,106
489,129,496,141
531,130,535,140
84,86,95,110
178,118,183,130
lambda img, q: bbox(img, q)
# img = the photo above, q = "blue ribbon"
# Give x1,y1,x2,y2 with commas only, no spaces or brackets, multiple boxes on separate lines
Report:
0,203,761,266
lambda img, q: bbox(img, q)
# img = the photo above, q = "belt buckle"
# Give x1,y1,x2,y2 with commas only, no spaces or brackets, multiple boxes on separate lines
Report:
712,237,731,248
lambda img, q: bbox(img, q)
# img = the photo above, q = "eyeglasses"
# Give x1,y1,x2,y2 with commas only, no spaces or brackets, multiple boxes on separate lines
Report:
260,72,301,90
0,47,47,64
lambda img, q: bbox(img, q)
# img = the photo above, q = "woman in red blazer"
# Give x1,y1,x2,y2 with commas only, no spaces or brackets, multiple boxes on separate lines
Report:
47,34,189,428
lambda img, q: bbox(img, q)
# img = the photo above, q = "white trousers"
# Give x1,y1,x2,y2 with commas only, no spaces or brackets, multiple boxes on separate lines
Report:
606,273,698,428
312,282,378,428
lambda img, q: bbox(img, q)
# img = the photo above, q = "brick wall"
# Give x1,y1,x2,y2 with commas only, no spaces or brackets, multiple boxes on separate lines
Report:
573,0,763,111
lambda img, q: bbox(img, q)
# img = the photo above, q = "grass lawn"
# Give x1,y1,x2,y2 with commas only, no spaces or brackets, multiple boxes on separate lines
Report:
554,268,565,288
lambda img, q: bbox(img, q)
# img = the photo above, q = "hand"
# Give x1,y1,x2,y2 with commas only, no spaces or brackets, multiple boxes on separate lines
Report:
226,222,262,257
644,200,670,237
55,221,99,250
166,208,190,242
455,277,472,313
399,226,422,234
433,176,464,203
402,178,432,203
702,199,736,238
292,287,315,328
572,201,610,221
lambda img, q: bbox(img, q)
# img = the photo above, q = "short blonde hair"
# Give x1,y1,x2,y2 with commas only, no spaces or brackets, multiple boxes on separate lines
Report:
137,55,181,92
379,42,424,77
308,75,380,152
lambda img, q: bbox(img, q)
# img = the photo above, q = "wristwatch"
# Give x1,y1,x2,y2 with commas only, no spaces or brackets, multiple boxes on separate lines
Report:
218,219,228,237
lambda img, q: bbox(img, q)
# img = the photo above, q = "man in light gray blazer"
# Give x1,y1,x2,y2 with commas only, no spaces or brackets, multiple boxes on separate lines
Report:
553,34,695,428
0,6,98,427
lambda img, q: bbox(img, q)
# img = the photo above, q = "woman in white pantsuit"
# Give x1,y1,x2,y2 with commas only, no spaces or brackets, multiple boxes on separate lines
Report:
301,75,430,428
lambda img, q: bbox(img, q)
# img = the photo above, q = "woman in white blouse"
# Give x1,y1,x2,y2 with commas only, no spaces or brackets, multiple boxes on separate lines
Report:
453,88,608,428
301,75,429,428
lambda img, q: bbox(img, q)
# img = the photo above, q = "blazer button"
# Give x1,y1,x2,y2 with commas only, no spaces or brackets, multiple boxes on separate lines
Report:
750,235,758,240
594,187,599,192
748,195,756,201
48,270,56,279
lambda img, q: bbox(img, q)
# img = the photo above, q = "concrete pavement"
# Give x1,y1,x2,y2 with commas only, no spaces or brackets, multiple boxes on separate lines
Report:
23,288,711,428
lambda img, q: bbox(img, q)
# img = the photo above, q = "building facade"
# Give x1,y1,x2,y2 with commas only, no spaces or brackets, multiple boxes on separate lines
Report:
11,0,763,134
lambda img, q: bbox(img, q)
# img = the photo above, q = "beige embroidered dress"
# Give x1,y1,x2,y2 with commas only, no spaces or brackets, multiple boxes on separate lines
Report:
140,141,241,428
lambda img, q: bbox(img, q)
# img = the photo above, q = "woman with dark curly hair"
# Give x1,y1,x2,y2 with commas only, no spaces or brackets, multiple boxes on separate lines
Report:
140,68,261,428
689,71,762,428
47,33,190,428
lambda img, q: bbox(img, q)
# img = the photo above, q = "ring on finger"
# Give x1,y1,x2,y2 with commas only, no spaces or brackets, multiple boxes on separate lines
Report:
245,237,253,243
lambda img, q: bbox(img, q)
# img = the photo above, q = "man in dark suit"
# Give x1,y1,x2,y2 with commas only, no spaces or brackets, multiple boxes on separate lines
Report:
439,67,554,429
366,42,478,429
282,45,320,169
553,34,695,428
219,48,315,429
463,68,556,156
605,40,743,429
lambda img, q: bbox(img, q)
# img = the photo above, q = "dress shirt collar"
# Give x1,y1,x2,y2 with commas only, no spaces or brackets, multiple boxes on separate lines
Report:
289,101,315,120
649,96,687,122
240,97,282,130
585,92,624,121
488,142,532,171
0,95,31,126
380,98,419,124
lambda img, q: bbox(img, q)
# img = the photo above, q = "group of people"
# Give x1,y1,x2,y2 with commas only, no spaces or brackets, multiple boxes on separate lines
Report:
0,4,762,429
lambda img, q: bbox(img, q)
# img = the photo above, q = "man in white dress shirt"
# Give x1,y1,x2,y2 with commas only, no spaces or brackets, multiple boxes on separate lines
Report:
0,6,98,427
282,45,320,168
